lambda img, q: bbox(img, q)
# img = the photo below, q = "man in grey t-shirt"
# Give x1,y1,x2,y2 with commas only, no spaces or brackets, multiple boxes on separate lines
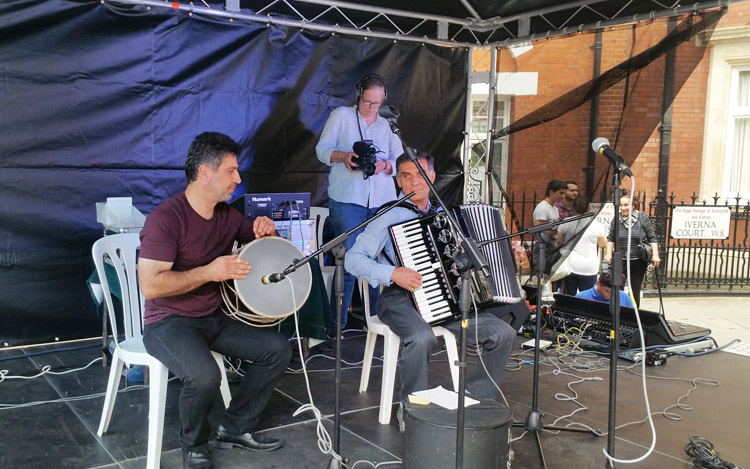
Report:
532,180,567,273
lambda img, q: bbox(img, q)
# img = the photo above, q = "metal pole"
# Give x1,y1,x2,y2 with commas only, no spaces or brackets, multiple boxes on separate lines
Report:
655,17,677,282
585,29,602,199
462,48,475,201
484,47,497,204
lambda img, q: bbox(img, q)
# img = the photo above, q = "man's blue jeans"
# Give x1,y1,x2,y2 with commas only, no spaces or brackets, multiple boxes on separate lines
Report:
327,199,381,334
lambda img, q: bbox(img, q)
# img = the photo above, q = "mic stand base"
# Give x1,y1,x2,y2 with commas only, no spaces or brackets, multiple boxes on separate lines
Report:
327,457,344,469
512,411,600,468
511,234,599,469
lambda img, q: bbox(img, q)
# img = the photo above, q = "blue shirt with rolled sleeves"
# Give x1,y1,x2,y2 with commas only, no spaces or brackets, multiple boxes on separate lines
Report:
345,199,433,289
316,105,403,208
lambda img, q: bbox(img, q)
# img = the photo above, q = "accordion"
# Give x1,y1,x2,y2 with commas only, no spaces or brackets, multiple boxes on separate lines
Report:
389,204,523,324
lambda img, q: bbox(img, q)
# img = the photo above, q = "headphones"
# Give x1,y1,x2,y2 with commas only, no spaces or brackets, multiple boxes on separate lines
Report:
355,74,387,102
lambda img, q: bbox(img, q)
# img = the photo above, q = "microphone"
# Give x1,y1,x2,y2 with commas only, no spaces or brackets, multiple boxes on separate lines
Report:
378,105,401,133
378,105,400,121
352,140,375,158
261,272,285,284
592,137,633,177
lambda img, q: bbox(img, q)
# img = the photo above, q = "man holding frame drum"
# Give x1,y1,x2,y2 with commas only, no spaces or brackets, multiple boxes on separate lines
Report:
139,132,291,469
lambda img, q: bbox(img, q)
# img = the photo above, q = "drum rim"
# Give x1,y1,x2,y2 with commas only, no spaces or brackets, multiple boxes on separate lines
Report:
225,236,312,320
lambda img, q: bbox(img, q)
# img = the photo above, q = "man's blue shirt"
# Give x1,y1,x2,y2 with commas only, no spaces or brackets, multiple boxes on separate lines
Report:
315,105,403,208
576,286,634,308
345,196,432,288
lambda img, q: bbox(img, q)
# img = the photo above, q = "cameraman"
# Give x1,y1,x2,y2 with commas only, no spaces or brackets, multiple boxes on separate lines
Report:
316,74,403,337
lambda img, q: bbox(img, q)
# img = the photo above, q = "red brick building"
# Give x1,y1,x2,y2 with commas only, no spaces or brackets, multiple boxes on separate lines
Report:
473,4,750,206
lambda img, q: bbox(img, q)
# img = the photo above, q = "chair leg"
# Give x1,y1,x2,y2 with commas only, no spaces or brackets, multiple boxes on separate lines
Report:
359,331,378,393
146,364,169,469
212,351,232,408
442,333,460,392
97,349,125,436
378,332,401,425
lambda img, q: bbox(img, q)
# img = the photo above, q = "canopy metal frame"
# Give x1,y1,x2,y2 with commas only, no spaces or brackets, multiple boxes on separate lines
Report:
105,0,746,204
108,0,740,48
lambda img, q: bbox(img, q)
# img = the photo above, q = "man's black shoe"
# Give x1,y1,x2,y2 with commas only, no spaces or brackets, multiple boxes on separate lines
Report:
213,425,284,452
182,447,212,469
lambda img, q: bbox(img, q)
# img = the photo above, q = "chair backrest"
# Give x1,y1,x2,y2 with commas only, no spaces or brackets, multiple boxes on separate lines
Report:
310,206,331,268
92,233,144,341
310,206,329,250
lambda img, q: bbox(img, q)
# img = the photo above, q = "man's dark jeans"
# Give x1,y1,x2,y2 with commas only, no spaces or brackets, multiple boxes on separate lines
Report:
143,310,291,449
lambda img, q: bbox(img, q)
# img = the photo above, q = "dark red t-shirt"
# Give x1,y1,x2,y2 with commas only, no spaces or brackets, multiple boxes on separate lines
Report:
139,192,255,324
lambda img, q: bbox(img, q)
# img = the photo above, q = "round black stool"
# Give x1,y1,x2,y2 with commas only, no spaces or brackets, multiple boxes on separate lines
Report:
404,397,512,469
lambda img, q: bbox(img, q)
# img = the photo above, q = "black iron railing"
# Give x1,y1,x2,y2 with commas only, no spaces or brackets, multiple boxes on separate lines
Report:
646,192,750,291
495,190,750,291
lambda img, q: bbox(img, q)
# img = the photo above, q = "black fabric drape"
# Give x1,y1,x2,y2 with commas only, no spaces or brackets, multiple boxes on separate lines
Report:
0,0,467,345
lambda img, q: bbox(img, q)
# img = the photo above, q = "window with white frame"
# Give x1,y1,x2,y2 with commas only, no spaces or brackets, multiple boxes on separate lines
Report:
697,23,750,202
469,95,509,163
723,67,750,198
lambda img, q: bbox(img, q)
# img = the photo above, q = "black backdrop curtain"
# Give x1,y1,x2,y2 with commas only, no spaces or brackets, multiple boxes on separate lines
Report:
0,0,468,346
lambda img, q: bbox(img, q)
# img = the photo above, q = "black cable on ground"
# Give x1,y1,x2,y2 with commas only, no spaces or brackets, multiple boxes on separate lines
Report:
684,436,742,469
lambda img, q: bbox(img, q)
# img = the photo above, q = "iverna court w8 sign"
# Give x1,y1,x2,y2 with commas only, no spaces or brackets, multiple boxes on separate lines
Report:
670,206,731,239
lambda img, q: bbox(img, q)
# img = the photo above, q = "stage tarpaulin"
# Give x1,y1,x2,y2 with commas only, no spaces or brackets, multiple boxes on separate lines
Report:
0,0,468,346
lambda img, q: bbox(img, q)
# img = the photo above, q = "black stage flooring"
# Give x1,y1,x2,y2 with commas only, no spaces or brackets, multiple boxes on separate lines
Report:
1,330,748,468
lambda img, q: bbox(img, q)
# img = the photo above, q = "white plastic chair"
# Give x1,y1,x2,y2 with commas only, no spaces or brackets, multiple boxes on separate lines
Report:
310,206,335,296
357,278,459,425
93,233,231,469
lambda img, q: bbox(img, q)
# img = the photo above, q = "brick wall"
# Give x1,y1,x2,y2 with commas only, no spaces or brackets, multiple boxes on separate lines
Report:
478,5,747,214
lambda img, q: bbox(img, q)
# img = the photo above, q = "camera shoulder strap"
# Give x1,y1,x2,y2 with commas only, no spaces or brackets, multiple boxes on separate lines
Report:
354,106,365,141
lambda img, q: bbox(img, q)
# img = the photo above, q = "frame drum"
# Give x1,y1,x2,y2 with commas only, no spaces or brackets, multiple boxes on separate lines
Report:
221,237,312,327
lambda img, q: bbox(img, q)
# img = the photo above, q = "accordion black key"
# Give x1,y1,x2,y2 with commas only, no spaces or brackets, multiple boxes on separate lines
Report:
388,204,522,325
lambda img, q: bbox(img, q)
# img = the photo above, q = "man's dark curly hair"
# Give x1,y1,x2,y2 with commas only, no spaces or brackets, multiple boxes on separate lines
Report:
184,132,241,183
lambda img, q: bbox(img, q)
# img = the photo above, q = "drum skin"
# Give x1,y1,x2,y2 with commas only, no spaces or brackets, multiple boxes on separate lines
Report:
223,237,312,324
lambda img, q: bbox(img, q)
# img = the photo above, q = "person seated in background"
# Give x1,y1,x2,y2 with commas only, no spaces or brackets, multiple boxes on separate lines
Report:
576,271,634,307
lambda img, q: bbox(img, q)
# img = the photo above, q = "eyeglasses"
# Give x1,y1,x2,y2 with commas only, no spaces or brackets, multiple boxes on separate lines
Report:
361,99,382,107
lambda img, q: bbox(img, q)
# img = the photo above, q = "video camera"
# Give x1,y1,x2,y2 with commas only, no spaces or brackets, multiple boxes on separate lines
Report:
352,140,379,179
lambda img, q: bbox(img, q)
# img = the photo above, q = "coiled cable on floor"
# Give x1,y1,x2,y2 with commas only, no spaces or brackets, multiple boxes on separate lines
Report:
684,436,742,469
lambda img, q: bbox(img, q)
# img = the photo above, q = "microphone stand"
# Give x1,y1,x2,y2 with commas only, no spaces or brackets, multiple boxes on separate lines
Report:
606,163,626,468
593,138,632,467
505,214,599,468
262,191,416,469
384,117,490,469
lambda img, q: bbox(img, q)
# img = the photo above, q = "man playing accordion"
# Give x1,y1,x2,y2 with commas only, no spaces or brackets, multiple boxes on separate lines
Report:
345,150,516,432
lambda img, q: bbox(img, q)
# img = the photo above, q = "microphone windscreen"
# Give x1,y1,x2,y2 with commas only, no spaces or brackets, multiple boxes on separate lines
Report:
592,137,610,152
353,141,371,156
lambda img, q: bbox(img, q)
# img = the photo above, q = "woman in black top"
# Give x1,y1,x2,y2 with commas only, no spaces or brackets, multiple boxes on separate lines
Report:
604,194,660,307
